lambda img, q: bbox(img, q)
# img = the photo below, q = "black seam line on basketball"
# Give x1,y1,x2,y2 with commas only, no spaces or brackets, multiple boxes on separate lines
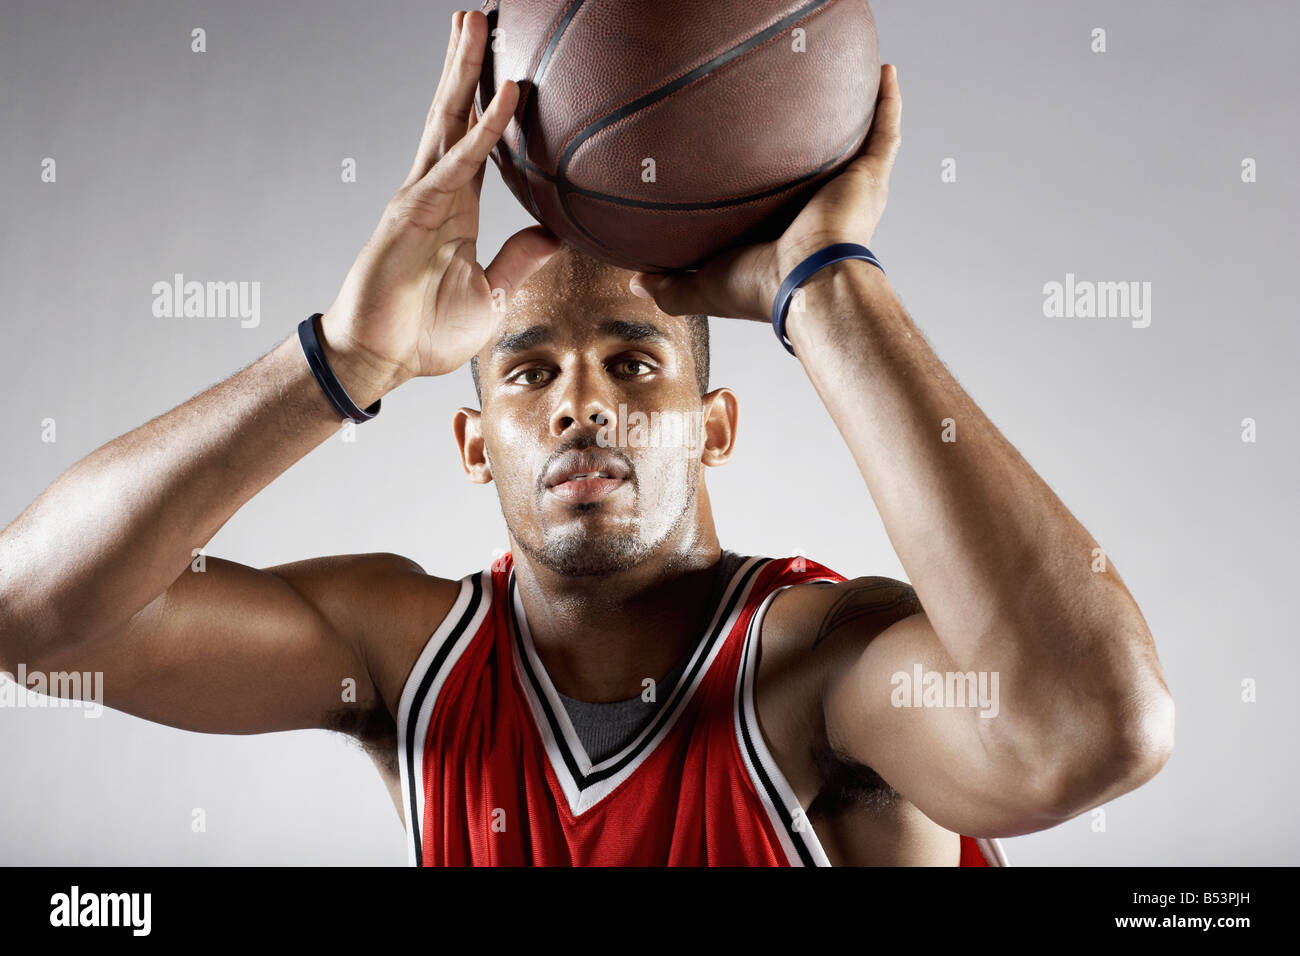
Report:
579,557,770,786
403,573,484,868
515,0,588,223
738,579,817,867
549,0,836,260
502,110,871,212
501,106,863,274
483,1,544,221
555,0,834,177
513,558,770,791
519,0,844,270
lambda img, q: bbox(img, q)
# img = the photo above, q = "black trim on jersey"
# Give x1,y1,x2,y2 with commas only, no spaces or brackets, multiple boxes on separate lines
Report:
508,557,770,790
737,592,819,867
403,573,485,867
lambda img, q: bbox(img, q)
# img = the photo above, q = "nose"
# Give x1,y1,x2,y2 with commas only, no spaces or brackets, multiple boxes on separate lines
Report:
549,362,618,438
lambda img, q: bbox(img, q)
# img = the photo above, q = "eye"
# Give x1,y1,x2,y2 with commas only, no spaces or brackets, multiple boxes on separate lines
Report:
611,357,656,378
508,366,555,386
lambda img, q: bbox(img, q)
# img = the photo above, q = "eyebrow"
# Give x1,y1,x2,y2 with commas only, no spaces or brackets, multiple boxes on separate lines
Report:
490,319,669,359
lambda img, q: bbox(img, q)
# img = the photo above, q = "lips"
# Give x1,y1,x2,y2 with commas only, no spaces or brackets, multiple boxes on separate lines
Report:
547,475,627,503
544,449,632,503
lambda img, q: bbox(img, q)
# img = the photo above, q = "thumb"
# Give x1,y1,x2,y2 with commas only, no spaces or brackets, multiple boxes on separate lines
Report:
483,226,563,303
629,270,707,317
630,241,773,319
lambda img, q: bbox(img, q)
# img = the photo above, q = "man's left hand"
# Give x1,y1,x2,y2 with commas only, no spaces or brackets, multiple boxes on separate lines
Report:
628,63,902,322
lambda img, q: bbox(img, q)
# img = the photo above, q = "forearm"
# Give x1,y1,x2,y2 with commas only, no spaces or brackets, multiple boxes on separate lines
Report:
787,260,1167,727
0,322,399,659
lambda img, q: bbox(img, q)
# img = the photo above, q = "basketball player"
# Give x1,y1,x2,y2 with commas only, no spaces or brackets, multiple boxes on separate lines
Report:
0,11,1173,866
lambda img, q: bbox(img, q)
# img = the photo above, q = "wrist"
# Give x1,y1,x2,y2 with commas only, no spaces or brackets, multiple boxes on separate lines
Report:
781,257,892,348
316,310,411,408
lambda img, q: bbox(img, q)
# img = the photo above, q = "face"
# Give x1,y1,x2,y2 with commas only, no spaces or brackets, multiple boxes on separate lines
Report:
455,250,733,578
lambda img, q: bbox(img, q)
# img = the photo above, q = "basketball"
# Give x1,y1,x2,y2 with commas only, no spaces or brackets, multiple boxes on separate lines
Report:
475,0,881,272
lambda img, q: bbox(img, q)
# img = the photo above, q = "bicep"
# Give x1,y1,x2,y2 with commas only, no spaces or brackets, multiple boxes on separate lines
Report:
822,608,1060,837
33,554,401,735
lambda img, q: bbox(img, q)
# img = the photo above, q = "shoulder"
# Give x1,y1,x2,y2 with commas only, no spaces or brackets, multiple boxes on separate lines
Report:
309,554,468,814
349,554,469,721
752,574,922,804
274,552,464,726
765,574,921,650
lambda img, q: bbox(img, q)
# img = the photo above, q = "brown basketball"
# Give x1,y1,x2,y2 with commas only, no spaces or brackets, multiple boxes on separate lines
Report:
475,0,880,273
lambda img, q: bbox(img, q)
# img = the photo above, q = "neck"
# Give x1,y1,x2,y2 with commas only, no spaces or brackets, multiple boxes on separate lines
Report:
508,531,727,704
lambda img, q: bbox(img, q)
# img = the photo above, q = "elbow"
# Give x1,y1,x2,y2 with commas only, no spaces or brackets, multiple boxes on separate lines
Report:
0,588,22,674
0,589,85,677
1036,681,1176,823
1112,682,1176,794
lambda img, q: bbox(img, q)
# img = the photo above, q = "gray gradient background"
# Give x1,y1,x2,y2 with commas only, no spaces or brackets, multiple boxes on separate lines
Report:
1,0,1296,865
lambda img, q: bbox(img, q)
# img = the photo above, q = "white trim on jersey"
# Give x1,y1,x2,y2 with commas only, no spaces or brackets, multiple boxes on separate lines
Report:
735,585,833,866
977,836,1010,867
510,555,772,817
735,584,1011,868
395,568,493,868
393,558,1011,868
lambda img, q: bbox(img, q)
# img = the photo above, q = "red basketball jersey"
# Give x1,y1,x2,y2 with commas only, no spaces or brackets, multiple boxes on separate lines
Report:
396,551,1008,867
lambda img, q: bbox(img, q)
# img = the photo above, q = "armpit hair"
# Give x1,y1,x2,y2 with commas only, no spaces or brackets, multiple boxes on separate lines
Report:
325,702,398,779
808,738,900,817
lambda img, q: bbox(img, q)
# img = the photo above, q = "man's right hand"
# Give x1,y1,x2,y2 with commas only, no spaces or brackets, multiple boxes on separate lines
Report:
0,11,544,759
320,9,561,394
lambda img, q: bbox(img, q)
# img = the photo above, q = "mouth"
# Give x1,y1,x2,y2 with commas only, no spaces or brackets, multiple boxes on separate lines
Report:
543,450,633,504
545,473,628,504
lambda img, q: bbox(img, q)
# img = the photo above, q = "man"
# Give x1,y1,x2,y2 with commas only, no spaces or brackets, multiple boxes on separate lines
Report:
0,11,1173,865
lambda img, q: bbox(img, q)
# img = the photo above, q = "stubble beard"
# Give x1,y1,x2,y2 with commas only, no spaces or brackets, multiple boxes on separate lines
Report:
511,478,697,578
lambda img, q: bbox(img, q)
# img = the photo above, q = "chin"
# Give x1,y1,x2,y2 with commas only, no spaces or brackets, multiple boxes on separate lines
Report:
530,529,649,578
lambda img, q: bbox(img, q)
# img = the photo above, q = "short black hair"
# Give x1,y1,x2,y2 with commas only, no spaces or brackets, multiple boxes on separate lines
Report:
470,314,710,406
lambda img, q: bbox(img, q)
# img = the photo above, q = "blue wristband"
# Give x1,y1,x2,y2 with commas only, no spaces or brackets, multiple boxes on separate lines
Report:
771,242,885,356
298,313,382,423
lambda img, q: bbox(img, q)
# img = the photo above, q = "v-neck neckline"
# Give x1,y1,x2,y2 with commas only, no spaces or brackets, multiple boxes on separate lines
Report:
506,555,769,816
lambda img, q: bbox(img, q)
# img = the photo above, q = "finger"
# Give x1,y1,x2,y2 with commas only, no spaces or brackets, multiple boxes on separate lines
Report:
416,79,519,198
433,11,466,117
483,226,564,304
404,11,466,187
466,97,489,198
630,270,717,318
630,243,771,319
430,10,490,160
860,63,902,177
407,10,490,185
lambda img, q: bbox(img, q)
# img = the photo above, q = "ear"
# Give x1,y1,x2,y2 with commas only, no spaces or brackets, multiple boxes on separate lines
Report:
700,387,739,467
453,407,493,483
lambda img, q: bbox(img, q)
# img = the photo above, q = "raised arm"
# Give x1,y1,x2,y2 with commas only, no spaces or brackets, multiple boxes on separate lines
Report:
0,10,558,735
629,65,1174,837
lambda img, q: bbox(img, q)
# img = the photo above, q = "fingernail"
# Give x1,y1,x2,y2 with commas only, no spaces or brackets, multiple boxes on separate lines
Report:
629,278,651,299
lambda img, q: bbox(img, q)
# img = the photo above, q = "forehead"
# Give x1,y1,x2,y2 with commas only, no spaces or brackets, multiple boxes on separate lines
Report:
481,249,689,365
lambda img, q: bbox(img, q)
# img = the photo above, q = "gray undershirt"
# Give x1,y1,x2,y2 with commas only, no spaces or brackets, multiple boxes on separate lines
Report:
555,550,749,763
